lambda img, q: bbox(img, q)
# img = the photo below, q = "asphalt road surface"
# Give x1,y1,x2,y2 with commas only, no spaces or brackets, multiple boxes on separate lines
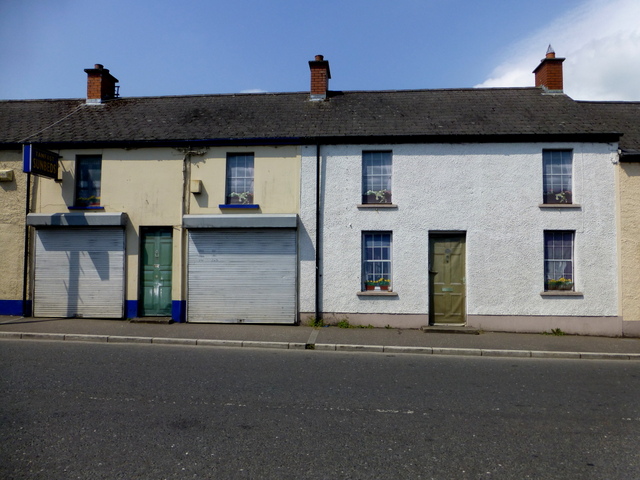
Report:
1,340,639,479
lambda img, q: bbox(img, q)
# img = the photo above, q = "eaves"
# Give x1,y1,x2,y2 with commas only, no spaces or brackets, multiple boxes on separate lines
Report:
0,132,621,150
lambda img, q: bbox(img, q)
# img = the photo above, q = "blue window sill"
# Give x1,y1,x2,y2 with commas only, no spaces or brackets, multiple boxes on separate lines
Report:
68,206,105,210
219,204,260,209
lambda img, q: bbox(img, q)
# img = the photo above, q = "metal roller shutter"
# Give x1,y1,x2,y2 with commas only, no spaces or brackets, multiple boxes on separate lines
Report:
33,228,125,318
188,229,296,323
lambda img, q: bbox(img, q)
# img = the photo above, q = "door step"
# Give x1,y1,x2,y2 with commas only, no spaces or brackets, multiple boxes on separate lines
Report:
421,325,480,335
129,317,173,324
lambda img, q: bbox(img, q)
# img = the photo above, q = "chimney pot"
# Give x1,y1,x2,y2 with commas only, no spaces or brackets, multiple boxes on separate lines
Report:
545,44,556,58
95,64,104,69
533,46,564,92
315,55,324,61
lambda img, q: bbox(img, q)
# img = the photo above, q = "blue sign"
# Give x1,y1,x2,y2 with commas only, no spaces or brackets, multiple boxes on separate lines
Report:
23,145,59,179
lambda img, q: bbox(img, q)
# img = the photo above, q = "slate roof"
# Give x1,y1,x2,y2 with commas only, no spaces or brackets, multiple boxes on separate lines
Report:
577,100,640,156
0,87,634,148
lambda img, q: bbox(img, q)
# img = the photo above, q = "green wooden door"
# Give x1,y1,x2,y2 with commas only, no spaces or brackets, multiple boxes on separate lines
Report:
140,228,172,316
429,234,466,324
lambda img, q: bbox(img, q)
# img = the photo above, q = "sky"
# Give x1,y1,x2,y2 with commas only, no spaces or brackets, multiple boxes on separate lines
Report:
1,0,639,101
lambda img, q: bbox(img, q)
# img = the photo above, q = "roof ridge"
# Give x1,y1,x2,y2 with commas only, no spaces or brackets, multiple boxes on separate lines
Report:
0,86,546,104
577,99,640,105
336,86,542,94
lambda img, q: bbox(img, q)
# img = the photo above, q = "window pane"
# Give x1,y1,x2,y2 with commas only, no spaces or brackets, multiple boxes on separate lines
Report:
362,151,392,204
75,156,101,207
363,232,392,288
544,231,574,290
543,150,572,204
226,154,254,204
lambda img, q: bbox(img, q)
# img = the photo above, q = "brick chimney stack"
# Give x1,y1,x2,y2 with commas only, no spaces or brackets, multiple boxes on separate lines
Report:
309,55,331,101
533,45,565,92
84,64,119,104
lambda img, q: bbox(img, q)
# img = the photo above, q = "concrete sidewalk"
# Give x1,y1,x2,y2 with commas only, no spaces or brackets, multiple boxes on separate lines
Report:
1,317,639,360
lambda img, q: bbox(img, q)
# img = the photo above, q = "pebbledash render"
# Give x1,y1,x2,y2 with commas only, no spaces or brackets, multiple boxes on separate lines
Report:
1,50,639,336
299,142,619,335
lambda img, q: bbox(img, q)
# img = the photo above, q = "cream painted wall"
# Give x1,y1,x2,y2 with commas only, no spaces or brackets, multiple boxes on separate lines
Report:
618,162,640,322
29,145,301,307
33,148,184,300
0,150,26,304
189,146,300,214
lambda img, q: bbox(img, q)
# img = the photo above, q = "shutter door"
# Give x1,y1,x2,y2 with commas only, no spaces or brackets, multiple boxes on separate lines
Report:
188,229,296,323
33,228,125,318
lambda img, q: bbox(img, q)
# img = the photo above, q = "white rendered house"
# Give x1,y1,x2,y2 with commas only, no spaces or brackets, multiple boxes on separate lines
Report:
299,52,622,335
300,141,619,334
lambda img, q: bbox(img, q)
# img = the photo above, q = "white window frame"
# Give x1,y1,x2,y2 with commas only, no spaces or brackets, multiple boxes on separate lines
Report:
362,151,392,204
362,231,392,291
544,230,575,291
543,150,573,204
226,153,255,205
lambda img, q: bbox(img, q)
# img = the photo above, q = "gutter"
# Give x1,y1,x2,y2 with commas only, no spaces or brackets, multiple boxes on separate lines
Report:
618,148,640,162
22,172,31,316
1,132,623,151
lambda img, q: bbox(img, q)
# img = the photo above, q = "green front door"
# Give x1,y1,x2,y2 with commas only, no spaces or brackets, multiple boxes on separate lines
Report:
429,234,466,325
140,228,172,316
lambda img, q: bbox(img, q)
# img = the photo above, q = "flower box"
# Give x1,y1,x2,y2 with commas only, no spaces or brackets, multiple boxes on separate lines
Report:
544,191,572,204
546,279,574,291
363,190,392,204
227,192,254,205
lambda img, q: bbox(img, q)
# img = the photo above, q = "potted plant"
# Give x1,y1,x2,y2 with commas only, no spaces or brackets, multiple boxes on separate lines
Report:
547,278,573,291
76,195,101,207
229,191,254,205
378,278,391,291
544,190,572,204
365,280,377,291
364,189,392,204
557,277,574,290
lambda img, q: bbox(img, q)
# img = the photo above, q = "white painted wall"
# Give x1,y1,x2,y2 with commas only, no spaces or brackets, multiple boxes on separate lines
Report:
300,142,619,324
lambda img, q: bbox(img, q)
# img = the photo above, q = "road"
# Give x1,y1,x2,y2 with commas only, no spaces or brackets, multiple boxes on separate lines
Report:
1,339,639,479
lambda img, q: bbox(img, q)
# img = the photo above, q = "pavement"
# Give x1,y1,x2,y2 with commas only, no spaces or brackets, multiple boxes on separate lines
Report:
1,316,639,360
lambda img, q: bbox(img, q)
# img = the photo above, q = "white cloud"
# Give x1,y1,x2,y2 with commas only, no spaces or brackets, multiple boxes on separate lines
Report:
476,0,640,101
240,89,267,94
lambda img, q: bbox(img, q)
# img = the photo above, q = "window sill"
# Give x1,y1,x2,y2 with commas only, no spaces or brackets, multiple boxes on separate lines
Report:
538,204,581,209
357,291,398,297
357,204,398,209
68,206,105,210
540,291,583,297
219,204,260,209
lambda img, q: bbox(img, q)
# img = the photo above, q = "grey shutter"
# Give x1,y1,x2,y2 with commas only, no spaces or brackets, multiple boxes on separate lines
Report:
187,229,296,323
33,228,125,318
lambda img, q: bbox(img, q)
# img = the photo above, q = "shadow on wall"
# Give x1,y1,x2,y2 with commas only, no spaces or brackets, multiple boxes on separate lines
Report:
621,163,640,178
0,179,17,192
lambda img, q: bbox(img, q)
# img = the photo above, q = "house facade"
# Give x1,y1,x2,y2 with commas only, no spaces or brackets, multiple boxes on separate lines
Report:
1,65,304,323
1,53,639,336
300,141,620,335
24,142,301,323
